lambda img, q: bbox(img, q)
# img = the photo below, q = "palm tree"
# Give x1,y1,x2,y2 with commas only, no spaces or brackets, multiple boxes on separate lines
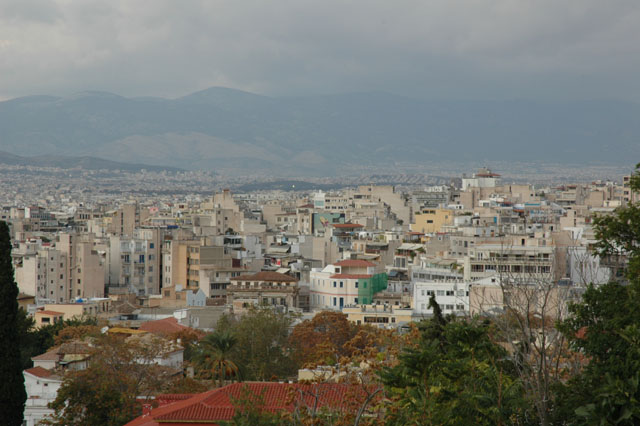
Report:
194,330,239,387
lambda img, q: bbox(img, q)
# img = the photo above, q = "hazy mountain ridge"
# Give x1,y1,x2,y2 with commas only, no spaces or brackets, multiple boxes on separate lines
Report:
0,151,182,172
1,87,638,172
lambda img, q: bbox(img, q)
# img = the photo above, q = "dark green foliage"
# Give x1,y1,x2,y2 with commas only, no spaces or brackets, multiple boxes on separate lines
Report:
213,307,298,381
0,221,27,426
192,330,239,385
555,167,640,424
555,281,640,425
380,300,527,425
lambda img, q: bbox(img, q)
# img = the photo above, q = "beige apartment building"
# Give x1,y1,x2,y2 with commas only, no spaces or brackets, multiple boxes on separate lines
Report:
14,243,68,304
58,232,105,300
464,234,559,283
411,208,454,234
343,304,413,327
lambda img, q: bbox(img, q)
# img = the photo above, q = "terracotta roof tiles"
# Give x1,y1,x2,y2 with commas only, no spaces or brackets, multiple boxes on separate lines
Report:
25,366,54,378
139,317,190,336
334,259,376,268
125,383,378,426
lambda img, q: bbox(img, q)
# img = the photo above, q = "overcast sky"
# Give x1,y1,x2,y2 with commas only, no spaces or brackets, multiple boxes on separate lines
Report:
1,0,639,101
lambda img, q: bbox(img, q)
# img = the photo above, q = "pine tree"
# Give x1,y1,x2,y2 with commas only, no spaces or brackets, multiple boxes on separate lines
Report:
0,221,27,426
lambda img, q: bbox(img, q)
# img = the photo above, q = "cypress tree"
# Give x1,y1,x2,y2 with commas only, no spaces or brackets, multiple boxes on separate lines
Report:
0,221,27,425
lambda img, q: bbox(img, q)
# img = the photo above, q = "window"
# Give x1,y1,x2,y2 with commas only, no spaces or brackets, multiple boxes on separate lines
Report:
427,290,434,296
354,298,358,304
333,297,337,306
340,281,344,288
437,290,444,296
421,303,426,309
355,282,358,288
446,290,454,296
445,304,454,310
149,243,154,249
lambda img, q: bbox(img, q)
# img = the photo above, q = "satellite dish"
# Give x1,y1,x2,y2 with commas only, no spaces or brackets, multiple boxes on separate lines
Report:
101,326,109,334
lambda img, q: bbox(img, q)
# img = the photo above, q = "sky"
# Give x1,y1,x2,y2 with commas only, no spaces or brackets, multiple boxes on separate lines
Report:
1,0,640,102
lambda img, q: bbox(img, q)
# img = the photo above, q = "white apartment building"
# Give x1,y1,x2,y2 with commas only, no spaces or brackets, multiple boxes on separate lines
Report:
23,367,62,426
413,280,470,317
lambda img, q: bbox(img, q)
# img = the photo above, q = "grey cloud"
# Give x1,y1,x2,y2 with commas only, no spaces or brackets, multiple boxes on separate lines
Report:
0,0,639,101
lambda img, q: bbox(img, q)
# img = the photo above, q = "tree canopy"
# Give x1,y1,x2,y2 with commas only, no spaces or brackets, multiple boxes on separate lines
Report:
0,221,27,426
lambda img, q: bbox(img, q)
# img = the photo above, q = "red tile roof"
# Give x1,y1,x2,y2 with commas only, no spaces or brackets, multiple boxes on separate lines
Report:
330,274,372,279
25,366,54,378
231,271,298,283
334,259,376,268
139,317,190,337
125,382,377,426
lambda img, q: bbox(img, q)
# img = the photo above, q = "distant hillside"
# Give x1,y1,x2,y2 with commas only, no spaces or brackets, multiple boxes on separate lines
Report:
0,151,182,172
0,88,638,174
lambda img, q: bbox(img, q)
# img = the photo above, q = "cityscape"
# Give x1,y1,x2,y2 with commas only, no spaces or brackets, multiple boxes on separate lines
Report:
2,1,640,425
3,162,639,425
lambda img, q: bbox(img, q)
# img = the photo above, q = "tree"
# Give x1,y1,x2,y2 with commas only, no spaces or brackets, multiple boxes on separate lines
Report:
551,163,640,424
193,330,239,386
380,310,527,425
46,334,178,426
289,311,358,366
554,282,640,424
0,221,27,426
215,307,298,381
593,162,640,280
471,240,580,425
17,313,99,370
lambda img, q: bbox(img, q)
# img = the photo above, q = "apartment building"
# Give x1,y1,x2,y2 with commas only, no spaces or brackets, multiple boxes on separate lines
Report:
309,259,387,310
14,242,68,304
411,208,454,234
465,234,557,282
109,228,162,296
413,280,470,317
228,271,300,313
57,232,105,300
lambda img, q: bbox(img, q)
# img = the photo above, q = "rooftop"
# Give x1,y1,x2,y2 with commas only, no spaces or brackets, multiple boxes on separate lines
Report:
232,271,298,283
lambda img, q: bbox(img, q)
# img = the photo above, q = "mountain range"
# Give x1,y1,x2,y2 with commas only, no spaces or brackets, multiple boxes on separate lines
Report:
1,87,639,174
0,150,182,172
